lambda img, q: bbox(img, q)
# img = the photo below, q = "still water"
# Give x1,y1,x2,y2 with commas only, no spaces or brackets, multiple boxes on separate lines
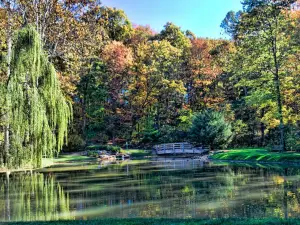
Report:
1,158,300,221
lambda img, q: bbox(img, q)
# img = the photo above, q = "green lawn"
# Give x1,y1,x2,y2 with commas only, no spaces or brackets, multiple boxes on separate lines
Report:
211,148,300,163
41,154,96,167
4,218,300,225
1,154,95,173
53,154,95,162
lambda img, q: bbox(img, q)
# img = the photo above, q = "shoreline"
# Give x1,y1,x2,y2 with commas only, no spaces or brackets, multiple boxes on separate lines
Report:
0,158,55,174
0,153,93,174
3,150,300,173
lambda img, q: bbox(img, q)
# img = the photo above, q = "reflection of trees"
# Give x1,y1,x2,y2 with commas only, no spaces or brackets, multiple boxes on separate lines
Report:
3,162,300,220
0,172,71,221
108,163,300,219
53,162,300,219
202,166,300,219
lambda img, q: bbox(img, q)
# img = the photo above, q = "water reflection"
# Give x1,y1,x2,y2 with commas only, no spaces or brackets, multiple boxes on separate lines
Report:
0,172,71,221
1,159,300,221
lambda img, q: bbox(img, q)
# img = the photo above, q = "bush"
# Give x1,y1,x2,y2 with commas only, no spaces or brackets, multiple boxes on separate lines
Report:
189,110,232,150
63,134,86,152
86,144,121,153
87,150,99,157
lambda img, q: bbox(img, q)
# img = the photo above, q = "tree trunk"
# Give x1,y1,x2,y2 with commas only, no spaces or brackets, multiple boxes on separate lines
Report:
272,34,285,152
82,97,87,137
275,74,285,152
4,117,9,166
260,109,265,147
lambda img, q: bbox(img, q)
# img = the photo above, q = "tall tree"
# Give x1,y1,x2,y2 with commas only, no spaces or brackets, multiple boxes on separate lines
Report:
223,0,298,151
187,39,229,110
5,26,71,168
0,0,17,166
100,41,133,143
128,40,185,136
157,22,191,51
98,6,132,42
0,0,107,95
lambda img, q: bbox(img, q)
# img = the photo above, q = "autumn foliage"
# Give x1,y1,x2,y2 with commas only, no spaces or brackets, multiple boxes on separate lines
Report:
0,0,299,153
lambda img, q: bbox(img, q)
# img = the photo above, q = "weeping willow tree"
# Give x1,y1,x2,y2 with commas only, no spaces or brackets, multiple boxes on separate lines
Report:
4,26,72,168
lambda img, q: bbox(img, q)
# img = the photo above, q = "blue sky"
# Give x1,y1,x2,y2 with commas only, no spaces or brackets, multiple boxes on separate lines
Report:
101,0,243,39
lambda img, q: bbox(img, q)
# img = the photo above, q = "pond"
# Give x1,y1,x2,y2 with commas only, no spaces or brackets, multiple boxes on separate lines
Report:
0,158,300,221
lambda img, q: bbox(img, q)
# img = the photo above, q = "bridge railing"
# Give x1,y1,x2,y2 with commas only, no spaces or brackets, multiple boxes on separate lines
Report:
154,142,208,155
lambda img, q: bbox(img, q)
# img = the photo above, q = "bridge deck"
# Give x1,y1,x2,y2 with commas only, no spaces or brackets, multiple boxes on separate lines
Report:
154,142,208,155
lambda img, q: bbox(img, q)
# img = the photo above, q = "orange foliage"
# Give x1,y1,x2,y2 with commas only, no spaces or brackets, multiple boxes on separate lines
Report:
102,41,133,74
190,38,222,79
129,25,156,45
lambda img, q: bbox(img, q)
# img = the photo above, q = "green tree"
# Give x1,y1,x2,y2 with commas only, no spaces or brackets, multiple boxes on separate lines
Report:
157,22,191,51
223,0,299,151
189,110,232,150
78,60,108,142
3,26,71,168
98,6,133,42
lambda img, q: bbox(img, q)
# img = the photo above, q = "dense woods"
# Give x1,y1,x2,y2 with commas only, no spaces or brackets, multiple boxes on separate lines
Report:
0,0,299,168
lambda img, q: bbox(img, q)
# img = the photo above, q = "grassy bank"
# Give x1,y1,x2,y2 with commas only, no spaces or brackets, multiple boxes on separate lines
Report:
211,148,300,163
3,218,300,225
0,154,96,173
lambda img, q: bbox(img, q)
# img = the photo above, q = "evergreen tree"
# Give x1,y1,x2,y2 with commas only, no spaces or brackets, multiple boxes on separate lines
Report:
189,110,232,150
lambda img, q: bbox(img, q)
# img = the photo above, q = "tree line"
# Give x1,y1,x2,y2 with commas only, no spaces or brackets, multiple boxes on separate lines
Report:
0,0,299,168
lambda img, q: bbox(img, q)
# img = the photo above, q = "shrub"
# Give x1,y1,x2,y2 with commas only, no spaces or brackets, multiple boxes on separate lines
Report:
87,150,99,157
86,144,121,153
64,134,86,152
189,110,232,150
106,145,121,152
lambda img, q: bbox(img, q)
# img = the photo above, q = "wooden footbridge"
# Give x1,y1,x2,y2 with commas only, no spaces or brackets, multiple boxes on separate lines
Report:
154,142,209,155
